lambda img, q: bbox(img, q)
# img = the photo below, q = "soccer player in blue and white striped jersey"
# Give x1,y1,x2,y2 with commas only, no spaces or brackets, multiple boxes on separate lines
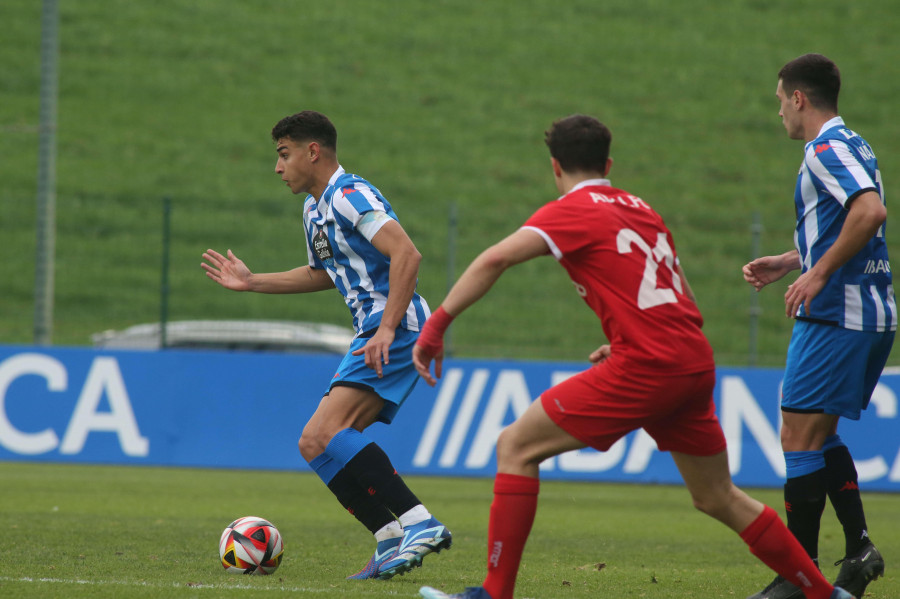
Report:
202,111,450,580
743,54,892,599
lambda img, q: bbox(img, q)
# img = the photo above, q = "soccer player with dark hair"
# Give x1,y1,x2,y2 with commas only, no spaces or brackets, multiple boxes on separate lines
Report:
413,114,855,599
202,110,451,580
743,53,891,599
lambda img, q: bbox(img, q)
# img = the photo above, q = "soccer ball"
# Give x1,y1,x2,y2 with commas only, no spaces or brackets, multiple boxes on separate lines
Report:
218,516,284,575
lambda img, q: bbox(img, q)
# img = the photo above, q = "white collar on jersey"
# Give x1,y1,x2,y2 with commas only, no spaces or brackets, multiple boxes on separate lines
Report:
561,178,611,198
816,116,845,138
307,165,347,224
314,165,346,205
324,165,346,193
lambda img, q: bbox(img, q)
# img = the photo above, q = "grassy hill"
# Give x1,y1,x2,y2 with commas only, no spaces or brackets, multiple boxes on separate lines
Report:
5,0,900,366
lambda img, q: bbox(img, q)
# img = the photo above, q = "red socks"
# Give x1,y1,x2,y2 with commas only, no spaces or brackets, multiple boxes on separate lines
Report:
482,473,540,599
481,483,837,599
740,505,834,599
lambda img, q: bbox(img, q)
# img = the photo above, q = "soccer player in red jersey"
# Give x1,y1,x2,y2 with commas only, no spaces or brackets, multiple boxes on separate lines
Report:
413,115,854,599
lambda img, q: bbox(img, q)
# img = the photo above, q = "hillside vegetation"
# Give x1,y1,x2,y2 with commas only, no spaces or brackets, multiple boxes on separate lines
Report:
5,0,900,365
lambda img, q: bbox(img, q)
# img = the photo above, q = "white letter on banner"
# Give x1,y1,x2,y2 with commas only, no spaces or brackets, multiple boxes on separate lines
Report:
720,375,784,477
60,357,149,456
439,369,490,467
465,370,534,468
855,382,897,482
622,430,659,473
0,353,65,454
413,368,464,467
890,450,900,482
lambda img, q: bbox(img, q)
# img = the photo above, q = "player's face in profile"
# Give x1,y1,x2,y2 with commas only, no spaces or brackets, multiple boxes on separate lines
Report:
776,80,803,140
274,137,314,195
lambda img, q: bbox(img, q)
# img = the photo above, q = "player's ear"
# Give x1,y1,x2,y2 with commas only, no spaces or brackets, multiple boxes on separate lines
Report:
550,157,562,179
603,158,613,177
307,141,320,162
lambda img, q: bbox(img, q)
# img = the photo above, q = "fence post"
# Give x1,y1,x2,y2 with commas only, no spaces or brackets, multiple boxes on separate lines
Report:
445,202,458,356
160,197,172,349
748,211,763,366
33,0,59,346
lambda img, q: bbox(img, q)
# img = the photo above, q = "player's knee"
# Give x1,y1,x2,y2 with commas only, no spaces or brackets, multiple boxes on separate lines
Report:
689,494,716,517
496,426,537,470
690,484,739,522
495,428,519,465
297,430,326,462
779,426,818,452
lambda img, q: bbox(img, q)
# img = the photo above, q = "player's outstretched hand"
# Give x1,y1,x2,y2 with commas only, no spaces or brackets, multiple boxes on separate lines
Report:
413,307,454,386
742,254,794,292
413,342,443,387
201,248,253,291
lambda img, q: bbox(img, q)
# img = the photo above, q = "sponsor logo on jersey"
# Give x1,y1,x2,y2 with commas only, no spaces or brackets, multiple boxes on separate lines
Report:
815,143,831,155
313,229,335,263
864,259,891,274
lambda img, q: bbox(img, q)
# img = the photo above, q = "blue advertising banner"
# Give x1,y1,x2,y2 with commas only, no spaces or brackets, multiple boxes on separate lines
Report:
1,345,898,491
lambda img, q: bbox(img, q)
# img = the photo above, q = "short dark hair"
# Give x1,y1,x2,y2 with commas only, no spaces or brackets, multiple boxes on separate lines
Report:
544,115,611,174
778,53,840,112
271,111,337,150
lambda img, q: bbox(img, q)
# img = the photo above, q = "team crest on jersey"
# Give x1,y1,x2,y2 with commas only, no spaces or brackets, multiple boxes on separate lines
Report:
313,229,335,265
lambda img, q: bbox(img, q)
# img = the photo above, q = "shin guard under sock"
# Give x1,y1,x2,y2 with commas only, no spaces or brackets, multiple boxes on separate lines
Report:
740,506,833,599
823,435,871,555
327,428,422,518
783,450,826,560
784,470,826,560
482,473,540,599
310,453,395,534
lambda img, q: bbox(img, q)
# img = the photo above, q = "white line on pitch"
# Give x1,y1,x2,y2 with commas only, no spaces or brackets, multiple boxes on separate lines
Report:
0,577,405,595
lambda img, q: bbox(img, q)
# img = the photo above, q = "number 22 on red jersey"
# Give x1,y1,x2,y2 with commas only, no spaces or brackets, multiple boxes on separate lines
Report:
616,228,682,310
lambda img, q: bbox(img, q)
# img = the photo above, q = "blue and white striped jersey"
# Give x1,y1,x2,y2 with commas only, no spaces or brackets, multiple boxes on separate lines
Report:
793,116,895,331
302,166,430,336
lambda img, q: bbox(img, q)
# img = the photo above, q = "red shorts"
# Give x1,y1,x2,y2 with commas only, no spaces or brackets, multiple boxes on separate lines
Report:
540,361,726,457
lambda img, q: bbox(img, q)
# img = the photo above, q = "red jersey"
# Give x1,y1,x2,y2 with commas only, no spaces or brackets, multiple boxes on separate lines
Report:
522,179,714,375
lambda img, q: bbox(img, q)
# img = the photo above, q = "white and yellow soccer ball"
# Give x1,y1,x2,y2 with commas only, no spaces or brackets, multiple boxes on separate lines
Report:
218,516,284,575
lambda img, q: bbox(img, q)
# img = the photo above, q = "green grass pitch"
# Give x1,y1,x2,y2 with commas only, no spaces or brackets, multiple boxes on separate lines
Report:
1,462,896,598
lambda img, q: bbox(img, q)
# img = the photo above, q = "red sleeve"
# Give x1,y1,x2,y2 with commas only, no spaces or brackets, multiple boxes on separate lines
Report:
523,200,590,258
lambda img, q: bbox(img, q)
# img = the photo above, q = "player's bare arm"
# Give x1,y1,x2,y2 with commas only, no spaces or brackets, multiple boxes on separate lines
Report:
442,228,549,316
350,219,422,377
785,190,886,317
413,228,550,386
742,250,802,291
201,248,334,294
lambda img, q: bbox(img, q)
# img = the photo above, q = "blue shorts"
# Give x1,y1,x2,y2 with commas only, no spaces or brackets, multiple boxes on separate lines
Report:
782,319,895,420
327,327,421,424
